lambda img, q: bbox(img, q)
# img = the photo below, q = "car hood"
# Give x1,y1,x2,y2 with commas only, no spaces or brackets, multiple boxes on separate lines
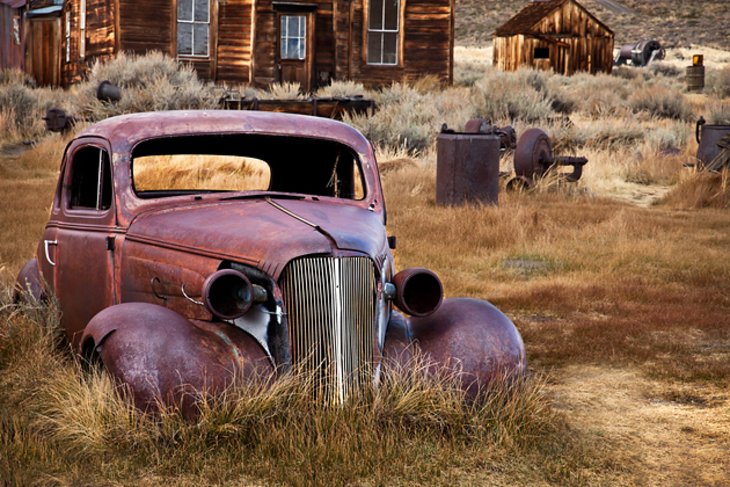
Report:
126,198,387,278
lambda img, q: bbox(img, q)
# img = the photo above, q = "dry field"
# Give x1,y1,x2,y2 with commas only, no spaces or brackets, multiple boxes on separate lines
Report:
2,48,730,485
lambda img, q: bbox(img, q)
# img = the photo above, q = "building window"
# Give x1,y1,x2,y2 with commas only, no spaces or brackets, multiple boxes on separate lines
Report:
534,47,549,59
280,15,306,60
177,0,210,57
367,0,399,65
65,12,71,62
79,0,86,59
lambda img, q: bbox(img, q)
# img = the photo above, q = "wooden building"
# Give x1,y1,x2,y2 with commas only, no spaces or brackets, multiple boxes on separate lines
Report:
60,0,454,89
493,0,613,76
0,0,26,72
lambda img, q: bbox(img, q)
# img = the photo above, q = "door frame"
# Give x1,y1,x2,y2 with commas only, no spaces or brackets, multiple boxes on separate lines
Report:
273,2,316,92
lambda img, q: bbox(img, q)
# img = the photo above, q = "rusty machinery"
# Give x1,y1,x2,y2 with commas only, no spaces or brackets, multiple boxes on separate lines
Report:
614,39,665,67
695,116,730,171
507,128,588,190
437,119,588,200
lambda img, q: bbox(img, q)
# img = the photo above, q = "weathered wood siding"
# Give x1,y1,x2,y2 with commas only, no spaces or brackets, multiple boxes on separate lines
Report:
343,0,453,86
25,16,62,85
0,4,24,71
494,0,613,76
216,0,254,83
62,0,116,85
118,0,172,55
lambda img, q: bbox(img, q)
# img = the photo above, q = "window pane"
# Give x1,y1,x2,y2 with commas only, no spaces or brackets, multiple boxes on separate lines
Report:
368,0,383,30
177,23,192,55
367,32,382,64
177,0,192,22
384,0,398,30
288,16,299,37
383,32,397,64
194,0,208,22
134,155,271,193
280,16,287,38
193,24,208,55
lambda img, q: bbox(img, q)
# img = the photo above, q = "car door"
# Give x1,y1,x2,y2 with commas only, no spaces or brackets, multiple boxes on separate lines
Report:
51,138,118,347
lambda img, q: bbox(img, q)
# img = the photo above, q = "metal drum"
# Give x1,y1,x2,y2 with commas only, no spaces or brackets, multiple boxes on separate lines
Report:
696,118,730,167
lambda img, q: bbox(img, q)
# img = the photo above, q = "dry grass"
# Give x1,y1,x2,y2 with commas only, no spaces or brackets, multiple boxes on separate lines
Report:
0,294,576,486
134,154,271,192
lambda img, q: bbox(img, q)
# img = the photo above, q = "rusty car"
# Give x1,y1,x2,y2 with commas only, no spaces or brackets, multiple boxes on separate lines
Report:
15,110,525,415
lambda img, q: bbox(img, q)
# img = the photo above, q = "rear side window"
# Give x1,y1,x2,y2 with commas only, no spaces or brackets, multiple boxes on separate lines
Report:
68,146,112,210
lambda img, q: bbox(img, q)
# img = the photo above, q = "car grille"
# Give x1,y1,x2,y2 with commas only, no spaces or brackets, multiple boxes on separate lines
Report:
280,256,376,404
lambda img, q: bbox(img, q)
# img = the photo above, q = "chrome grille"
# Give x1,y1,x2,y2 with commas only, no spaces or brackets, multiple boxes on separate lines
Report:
281,256,376,404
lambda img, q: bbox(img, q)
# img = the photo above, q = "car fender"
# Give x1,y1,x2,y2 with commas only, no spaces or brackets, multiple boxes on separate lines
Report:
383,298,526,395
80,302,274,417
13,259,46,303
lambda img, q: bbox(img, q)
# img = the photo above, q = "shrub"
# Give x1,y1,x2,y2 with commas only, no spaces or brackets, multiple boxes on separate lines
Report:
707,101,730,125
74,51,218,121
470,68,555,123
315,80,367,97
707,66,730,99
629,85,692,120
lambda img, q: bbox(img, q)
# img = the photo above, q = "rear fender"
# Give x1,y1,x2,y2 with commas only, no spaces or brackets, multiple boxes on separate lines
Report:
13,259,47,303
80,303,274,417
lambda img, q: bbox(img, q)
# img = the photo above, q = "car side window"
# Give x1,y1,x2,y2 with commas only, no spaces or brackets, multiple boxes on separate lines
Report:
68,146,112,211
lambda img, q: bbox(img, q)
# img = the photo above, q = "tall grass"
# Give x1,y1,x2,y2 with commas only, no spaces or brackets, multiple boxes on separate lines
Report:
0,293,571,485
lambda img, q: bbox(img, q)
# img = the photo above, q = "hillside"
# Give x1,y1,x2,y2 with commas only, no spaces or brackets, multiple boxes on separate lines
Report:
455,0,730,51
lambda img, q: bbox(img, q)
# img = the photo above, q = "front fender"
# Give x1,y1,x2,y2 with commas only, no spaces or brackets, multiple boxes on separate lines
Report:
81,303,274,417
383,298,526,395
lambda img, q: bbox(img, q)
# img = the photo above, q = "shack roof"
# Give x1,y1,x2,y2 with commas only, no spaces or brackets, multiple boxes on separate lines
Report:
495,0,612,37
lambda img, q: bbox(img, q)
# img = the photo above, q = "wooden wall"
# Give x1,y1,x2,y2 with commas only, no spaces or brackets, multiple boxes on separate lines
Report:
0,4,24,71
344,0,454,86
25,16,61,85
62,0,116,85
216,0,254,83
494,0,613,76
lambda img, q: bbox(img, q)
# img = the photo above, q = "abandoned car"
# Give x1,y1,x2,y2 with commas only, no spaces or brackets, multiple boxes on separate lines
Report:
15,110,525,414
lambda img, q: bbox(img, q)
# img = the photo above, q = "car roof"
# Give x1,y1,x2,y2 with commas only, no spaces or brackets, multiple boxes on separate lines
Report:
79,110,373,154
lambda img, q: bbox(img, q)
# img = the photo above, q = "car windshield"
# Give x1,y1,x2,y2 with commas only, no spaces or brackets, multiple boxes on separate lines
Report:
131,134,365,200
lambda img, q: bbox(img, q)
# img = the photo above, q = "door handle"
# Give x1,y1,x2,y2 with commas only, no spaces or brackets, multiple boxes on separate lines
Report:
44,239,58,266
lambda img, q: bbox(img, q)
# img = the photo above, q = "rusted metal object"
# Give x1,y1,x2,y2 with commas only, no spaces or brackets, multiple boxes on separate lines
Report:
221,94,376,120
43,108,75,132
615,39,665,67
17,110,526,414
96,80,122,103
391,268,443,317
463,117,517,151
686,56,705,92
436,124,501,206
696,117,730,171
507,128,588,189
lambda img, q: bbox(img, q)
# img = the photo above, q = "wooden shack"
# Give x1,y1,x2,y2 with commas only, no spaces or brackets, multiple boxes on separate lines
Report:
60,0,454,89
493,0,613,76
0,0,26,72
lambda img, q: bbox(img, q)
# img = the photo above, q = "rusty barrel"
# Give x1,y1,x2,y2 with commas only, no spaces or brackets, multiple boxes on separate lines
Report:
436,132,500,206
697,123,730,167
686,65,705,92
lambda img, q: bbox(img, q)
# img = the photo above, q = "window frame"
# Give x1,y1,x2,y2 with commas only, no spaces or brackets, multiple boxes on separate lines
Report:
279,14,306,61
365,0,402,66
79,0,86,60
66,145,113,214
176,0,211,58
